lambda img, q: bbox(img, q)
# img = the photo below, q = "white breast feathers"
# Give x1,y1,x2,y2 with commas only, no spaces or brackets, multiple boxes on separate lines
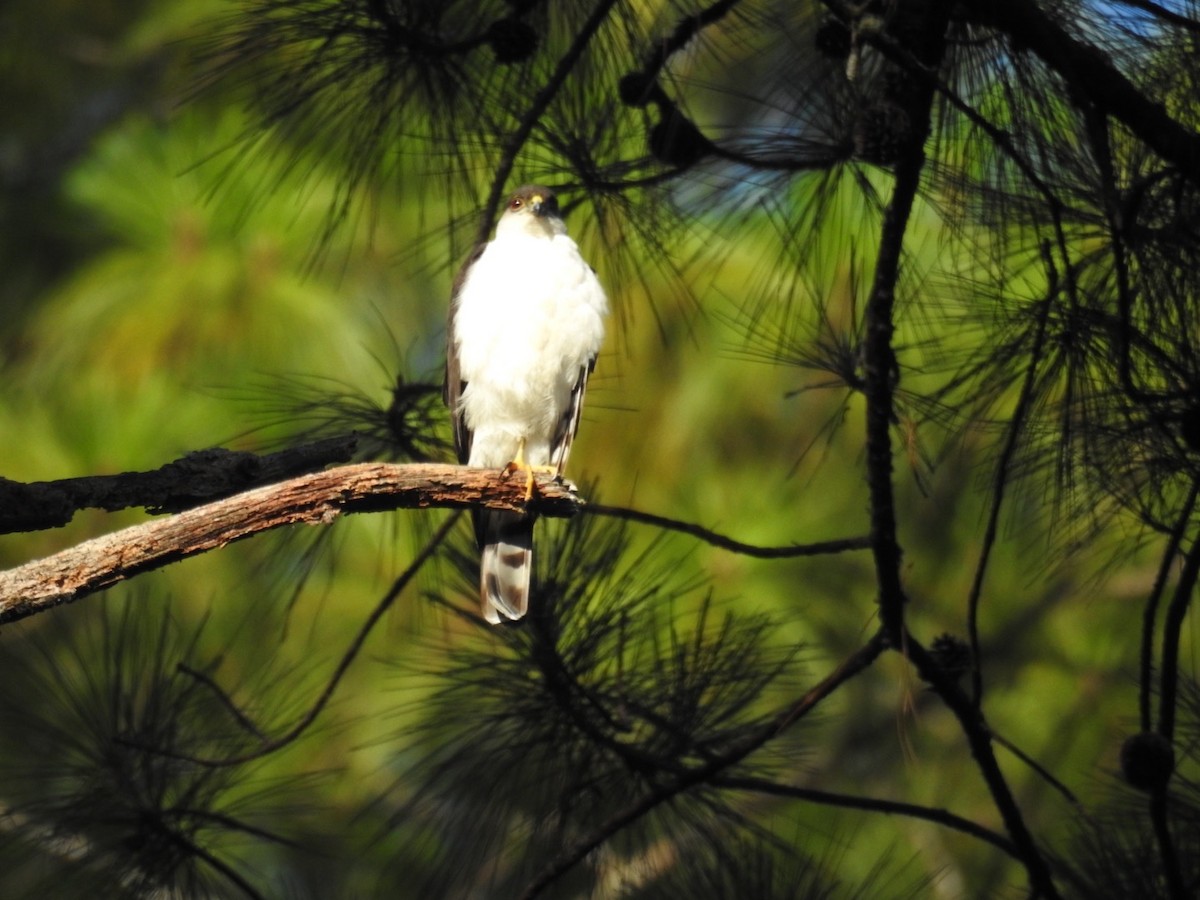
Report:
453,228,607,470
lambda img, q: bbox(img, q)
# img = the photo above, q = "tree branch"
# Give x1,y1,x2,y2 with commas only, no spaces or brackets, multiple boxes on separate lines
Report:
0,463,580,623
1157,530,1200,742
906,635,1061,898
517,630,889,900
974,0,1200,185
862,131,928,642
155,513,460,769
989,729,1080,809
0,435,358,534
1150,786,1188,900
1112,0,1200,34
582,501,871,558
476,0,622,242
967,266,1056,708
1140,483,1197,732
711,774,1018,857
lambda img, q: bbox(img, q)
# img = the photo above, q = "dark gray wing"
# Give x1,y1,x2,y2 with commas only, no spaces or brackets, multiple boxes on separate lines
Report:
550,357,596,475
444,243,485,465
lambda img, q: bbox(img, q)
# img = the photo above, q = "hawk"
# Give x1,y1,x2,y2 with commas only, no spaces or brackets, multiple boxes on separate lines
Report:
445,185,608,624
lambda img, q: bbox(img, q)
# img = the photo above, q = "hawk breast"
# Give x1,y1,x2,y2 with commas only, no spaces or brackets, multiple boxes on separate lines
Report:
453,231,607,469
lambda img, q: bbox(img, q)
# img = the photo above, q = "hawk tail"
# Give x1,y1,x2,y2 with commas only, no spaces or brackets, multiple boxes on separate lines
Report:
478,511,534,624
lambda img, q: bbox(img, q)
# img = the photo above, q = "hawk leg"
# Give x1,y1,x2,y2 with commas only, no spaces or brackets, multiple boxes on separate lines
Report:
504,437,558,501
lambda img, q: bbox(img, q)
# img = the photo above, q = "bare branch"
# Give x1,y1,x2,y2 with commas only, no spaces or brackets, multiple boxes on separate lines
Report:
711,774,1019,857
1139,483,1197,732
862,116,925,642
968,262,1056,708
0,435,358,534
906,634,1061,899
0,463,579,624
159,513,460,768
989,730,1080,808
177,663,268,741
1157,530,1200,742
582,502,871,558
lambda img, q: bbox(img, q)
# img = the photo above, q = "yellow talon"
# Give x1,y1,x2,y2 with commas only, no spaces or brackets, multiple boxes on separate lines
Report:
503,438,558,502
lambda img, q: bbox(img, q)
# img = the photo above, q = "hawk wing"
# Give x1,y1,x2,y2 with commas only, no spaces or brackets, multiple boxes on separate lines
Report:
444,243,485,465
550,356,596,475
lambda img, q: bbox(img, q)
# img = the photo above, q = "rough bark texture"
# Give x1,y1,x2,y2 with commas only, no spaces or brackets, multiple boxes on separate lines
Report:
0,462,581,623
0,435,360,533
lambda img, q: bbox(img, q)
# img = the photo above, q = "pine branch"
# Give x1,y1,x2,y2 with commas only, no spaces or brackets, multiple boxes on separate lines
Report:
1157,530,1200,742
975,0,1200,184
475,0,622,244
1112,0,1200,33
0,435,358,534
0,463,579,624
583,502,871,558
967,258,1056,708
516,630,889,900
906,635,1061,899
1140,483,1197,732
863,144,922,642
149,514,459,769
839,26,1060,893
1150,787,1188,900
710,774,1018,857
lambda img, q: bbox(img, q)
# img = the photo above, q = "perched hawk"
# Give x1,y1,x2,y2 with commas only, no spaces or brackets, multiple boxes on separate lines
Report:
445,185,608,624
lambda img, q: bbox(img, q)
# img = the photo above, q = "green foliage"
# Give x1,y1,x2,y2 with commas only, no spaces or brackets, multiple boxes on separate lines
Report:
3,0,1200,897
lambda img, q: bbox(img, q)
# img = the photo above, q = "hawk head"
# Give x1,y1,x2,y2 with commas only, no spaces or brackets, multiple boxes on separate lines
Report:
497,184,567,239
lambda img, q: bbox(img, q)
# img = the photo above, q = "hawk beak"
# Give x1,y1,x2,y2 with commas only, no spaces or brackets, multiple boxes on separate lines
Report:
531,194,544,215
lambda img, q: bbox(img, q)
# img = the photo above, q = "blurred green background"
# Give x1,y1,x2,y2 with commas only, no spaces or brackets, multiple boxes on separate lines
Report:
0,1,1185,897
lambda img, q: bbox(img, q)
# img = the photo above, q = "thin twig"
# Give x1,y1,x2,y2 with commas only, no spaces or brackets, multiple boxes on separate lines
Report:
861,125,924,643
990,730,1080,808
1140,482,1197,731
517,631,888,900
158,513,459,768
1157,532,1200,741
475,0,622,244
906,635,1061,899
176,663,267,741
171,807,302,849
1150,787,1188,900
967,257,1056,708
772,627,889,731
583,502,871,558
166,827,266,900
711,774,1018,856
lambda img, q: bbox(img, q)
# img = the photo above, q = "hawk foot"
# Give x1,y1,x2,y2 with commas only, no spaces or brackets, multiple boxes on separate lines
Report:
502,439,559,501
503,461,559,501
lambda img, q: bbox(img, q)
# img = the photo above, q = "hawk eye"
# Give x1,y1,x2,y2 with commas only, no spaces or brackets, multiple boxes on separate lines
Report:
510,198,523,210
